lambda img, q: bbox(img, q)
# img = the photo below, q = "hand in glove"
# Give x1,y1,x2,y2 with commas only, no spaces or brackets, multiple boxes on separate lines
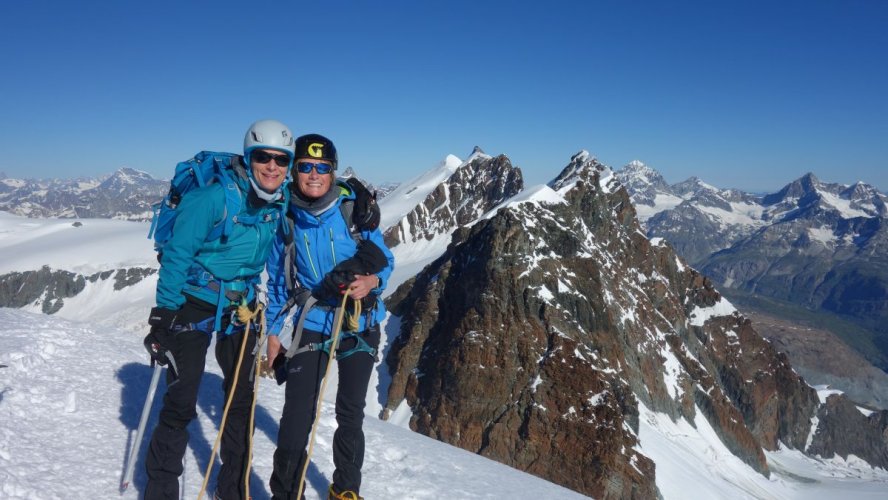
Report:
347,240,388,275
148,306,179,332
318,269,354,302
145,307,178,369
344,177,380,231
143,330,173,366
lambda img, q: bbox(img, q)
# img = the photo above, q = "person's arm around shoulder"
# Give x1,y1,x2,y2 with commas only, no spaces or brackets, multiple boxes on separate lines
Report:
264,225,289,368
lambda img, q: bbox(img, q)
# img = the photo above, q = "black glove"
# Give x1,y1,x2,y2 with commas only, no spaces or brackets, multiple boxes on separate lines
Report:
148,306,179,331
345,177,380,231
145,307,180,372
349,240,388,275
318,269,355,302
143,329,173,366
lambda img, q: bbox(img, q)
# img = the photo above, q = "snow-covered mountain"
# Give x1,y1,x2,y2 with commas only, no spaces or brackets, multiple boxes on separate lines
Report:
5,307,884,499
0,168,168,220
2,153,888,498
616,160,765,264
617,163,888,373
617,165,887,265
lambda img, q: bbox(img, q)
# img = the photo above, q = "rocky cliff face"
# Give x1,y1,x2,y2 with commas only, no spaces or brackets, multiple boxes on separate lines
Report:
383,148,523,248
0,266,155,313
382,152,888,497
808,395,888,468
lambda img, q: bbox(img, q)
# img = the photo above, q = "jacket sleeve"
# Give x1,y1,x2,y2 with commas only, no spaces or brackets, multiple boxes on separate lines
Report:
155,186,223,310
264,227,289,336
364,227,395,294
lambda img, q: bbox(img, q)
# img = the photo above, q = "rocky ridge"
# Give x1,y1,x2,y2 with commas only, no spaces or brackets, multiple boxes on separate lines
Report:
383,147,523,248
382,152,888,498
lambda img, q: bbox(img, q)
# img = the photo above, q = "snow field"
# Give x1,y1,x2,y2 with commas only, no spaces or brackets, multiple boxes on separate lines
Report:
0,308,586,499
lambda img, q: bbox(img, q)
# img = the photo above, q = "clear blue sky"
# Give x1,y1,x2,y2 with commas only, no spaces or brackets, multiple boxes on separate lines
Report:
1,0,886,192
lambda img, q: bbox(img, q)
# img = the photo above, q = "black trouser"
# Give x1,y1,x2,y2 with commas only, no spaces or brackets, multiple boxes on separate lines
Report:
144,299,258,500
269,326,380,500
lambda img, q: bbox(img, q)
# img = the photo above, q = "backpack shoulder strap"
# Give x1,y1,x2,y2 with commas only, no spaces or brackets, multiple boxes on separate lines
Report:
206,161,244,242
336,181,363,244
339,199,362,243
282,210,298,294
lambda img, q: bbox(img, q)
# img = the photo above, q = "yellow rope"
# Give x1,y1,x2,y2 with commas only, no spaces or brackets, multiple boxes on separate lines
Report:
197,302,262,500
245,305,266,499
296,291,351,500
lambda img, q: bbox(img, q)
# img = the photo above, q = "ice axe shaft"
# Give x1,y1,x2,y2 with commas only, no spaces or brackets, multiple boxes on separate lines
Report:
120,362,163,492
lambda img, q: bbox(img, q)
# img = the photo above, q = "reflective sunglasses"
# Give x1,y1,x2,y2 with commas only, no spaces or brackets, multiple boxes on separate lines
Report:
251,150,291,167
295,161,334,175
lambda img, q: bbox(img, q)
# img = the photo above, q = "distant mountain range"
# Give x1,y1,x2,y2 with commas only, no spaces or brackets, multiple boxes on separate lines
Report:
0,166,399,220
0,168,167,220
616,162,888,371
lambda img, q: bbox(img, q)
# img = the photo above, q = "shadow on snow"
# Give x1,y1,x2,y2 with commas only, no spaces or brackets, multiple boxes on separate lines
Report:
116,361,327,499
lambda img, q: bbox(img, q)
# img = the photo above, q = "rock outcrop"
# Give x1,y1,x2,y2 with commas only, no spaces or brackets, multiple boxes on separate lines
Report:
0,266,155,313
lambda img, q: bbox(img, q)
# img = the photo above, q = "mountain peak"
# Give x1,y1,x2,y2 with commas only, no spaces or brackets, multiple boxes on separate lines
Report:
463,146,492,166
762,172,822,206
547,150,606,193
801,172,819,183
614,161,672,206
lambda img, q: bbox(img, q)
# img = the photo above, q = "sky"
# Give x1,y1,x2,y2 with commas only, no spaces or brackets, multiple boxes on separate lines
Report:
0,0,886,193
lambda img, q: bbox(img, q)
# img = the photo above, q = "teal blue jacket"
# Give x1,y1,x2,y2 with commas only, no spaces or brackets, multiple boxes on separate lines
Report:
155,178,286,311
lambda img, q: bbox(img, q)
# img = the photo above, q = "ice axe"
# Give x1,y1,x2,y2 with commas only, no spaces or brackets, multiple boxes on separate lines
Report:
120,361,163,493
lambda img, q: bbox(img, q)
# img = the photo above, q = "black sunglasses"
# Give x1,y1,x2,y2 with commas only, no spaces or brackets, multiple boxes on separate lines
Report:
251,150,291,167
295,161,334,175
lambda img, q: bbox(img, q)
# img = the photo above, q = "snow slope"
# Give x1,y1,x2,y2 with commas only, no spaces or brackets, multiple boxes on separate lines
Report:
0,212,156,274
377,154,463,231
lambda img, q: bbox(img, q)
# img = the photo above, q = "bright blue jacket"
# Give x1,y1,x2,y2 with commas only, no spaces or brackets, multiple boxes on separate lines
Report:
155,177,286,312
265,186,395,336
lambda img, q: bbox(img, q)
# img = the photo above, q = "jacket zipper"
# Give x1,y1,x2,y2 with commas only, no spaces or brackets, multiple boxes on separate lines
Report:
329,228,338,266
303,233,319,279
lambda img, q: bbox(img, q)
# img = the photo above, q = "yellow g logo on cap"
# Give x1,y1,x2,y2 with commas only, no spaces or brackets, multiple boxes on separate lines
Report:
307,143,324,158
